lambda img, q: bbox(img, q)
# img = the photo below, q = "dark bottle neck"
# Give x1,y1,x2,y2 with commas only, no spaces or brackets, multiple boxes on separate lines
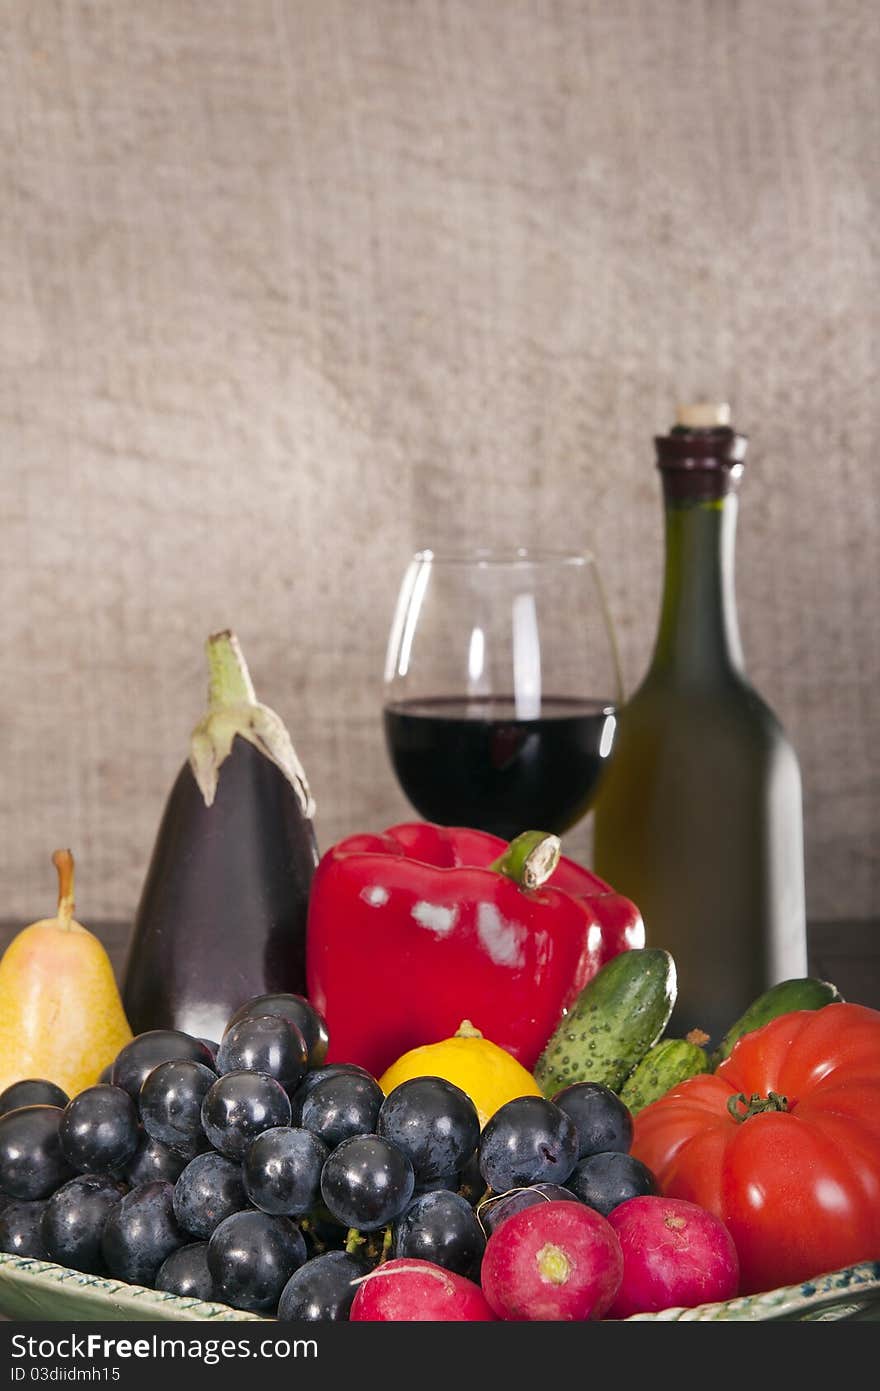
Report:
649,488,745,681
647,421,748,683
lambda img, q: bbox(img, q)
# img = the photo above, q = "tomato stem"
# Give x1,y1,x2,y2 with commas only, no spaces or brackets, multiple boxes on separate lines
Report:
727,1090,789,1123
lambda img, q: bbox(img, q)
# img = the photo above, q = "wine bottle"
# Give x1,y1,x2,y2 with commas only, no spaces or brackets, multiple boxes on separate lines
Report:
593,404,807,1042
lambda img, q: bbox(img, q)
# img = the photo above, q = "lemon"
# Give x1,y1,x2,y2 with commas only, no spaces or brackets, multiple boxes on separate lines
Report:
379,1021,542,1127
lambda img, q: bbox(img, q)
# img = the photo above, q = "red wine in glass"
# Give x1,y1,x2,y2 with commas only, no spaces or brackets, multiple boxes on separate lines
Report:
384,694,616,840
383,551,622,840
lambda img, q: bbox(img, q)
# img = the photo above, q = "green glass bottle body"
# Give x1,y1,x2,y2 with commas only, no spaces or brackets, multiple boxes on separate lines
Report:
593,417,807,1042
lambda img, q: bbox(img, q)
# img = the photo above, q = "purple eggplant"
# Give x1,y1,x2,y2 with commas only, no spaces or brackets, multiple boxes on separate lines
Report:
123,632,318,1041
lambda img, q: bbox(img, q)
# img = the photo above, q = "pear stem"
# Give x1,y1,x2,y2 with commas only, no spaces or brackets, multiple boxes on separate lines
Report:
52,849,75,930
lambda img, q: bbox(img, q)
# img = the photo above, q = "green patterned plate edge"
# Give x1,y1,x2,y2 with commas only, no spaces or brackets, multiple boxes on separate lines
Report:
0,1254,261,1322
623,1259,880,1321
1,1252,879,1322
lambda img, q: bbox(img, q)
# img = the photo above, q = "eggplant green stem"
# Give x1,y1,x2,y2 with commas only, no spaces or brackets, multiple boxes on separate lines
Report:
206,630,256,710
489,831,561,890
189,630,316,817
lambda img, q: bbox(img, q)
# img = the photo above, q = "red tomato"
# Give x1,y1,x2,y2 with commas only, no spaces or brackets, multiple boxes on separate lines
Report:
631,1003,880,1294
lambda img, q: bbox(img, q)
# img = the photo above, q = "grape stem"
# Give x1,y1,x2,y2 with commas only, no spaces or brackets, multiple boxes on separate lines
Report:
345,1227,365,1255
345,1225,393,1262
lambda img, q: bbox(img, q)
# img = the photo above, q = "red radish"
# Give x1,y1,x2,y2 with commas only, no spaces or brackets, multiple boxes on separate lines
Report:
607,1196,739,1317
349,1258,497,1321
481,1200,623,1321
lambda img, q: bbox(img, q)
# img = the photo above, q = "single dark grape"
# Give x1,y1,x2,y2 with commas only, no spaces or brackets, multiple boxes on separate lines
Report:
172,1152,248,1239
207,1210,306,1313
111,1031,216,1100
155,1242,216,1301
378,1077,480,1182
289,1065,374,1124
140,1061,215,1152
216,1015,308,1093
122,1133,191,1186
227,994,329,1069
393,1190,485,1279
59,1086,140,1173
565,1150,659,1216
0,1200,49,1257
0,1080,69,1116
552,1082,634,1159
0,1106,73,1200
477,1183,578,1237
101,1181,184,1286
320,1135,414,1231
242,1127,328,1216
41,1175,124,1273
294,1064,374,1099
478,1096,578,1192
299,1073,382,1150
277,1250,369,1321
200,1071,291,1160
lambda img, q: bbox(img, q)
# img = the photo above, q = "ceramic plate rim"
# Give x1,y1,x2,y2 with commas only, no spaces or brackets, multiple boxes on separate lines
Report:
2,1252,879,1322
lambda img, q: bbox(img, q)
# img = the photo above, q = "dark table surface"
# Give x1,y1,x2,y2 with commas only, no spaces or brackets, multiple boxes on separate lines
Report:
1,918,878,1009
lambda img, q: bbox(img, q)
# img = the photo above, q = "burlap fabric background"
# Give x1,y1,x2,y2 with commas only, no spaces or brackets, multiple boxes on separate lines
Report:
1,1,876,922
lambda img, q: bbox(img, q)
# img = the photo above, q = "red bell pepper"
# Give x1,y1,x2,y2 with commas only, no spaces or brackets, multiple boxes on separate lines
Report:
305,823,644,1078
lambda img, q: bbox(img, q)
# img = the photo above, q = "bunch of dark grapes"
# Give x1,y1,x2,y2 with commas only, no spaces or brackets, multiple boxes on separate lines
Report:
0,996,651,1321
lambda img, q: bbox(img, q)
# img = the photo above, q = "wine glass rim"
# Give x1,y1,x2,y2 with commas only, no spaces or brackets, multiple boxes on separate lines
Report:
410,547,596,568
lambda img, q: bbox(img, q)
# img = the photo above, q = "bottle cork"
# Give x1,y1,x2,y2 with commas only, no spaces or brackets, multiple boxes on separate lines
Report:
675,402,732,429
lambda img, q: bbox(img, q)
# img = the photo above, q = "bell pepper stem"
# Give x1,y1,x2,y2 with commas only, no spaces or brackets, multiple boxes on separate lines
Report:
489,831,561,890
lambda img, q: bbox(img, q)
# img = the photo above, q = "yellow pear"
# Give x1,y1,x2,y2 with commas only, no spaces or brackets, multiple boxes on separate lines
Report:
0,850,133,1096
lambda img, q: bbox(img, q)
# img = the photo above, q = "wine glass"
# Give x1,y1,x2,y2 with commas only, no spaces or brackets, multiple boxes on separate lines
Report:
383,548,623,840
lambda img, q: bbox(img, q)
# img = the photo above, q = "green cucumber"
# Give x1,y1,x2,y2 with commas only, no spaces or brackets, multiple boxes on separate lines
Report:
712,977,843,1068
534,948,677,1097
619,1037,710,1113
